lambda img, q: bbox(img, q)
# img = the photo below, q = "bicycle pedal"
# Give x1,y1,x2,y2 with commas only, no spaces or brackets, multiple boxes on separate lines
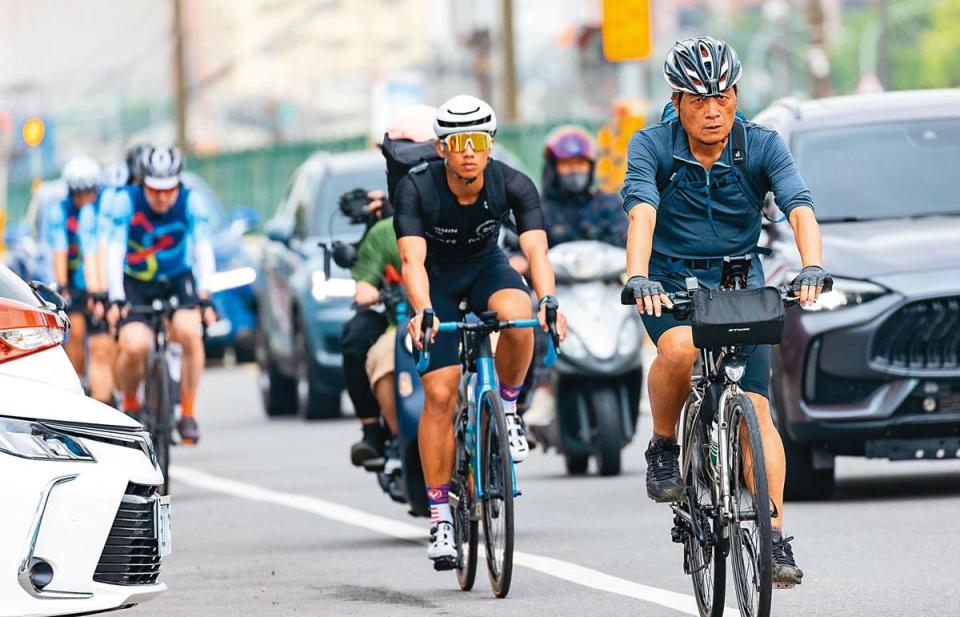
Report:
432,556,458,571
361,457,386,472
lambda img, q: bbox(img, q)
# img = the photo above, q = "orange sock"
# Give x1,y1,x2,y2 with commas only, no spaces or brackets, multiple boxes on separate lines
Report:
123,392,139,413
181,390,196,418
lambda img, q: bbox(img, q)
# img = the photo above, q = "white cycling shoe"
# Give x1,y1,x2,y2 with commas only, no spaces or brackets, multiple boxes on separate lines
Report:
428,521,457,569
505,413,529,463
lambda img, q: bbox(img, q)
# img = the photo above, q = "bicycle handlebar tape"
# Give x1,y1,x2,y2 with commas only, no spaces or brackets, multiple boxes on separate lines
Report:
416,308,434,374
544,304,560,368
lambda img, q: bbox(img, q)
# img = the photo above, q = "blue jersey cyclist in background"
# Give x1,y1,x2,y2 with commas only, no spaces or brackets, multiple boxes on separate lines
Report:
105,146,217,444
45,155,116,404
620,37,829,587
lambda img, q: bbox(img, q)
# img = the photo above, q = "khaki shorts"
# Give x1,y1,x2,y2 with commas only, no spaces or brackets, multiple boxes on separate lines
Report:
366,329,396,387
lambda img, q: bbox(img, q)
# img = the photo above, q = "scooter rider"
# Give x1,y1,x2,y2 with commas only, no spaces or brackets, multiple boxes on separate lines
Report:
345,105,438,466
620,37,828,586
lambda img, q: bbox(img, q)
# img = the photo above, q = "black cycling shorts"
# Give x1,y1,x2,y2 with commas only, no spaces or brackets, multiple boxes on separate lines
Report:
420,250,529,373
122,271,199,326
65,289,110,335
640,252,771,398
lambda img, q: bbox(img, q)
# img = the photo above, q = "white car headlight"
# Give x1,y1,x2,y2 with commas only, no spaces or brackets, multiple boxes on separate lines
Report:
0,417,95,461
786,274,887,312
311,272,356,302
208,267,257,293
617,317,641,356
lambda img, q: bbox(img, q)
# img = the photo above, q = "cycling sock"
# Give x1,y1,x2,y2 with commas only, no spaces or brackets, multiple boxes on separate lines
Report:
181,390,196,417
499,382,522,416
652,432,676,444
122,392,139,413
426,484,452,526
771,526,783,540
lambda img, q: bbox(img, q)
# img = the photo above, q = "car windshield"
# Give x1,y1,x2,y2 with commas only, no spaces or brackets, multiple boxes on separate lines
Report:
312,166,387,236
0,266,42,307
793,118,960,221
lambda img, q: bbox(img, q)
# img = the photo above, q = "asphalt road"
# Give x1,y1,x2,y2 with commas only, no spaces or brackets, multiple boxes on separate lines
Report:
127,365,960,617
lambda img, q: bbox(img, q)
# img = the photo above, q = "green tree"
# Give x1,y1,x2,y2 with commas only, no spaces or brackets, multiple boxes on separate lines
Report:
920,0,960,87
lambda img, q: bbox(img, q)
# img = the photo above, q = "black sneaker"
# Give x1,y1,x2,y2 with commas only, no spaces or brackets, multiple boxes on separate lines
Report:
772,535,803,587
350,425,385,467
177,416,200,445
645,438,684,503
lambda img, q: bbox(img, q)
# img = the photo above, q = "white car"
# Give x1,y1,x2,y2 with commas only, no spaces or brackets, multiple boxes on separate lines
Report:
0,264,168,617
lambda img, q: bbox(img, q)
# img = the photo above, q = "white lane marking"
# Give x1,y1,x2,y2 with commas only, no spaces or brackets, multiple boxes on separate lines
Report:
172,466,737,616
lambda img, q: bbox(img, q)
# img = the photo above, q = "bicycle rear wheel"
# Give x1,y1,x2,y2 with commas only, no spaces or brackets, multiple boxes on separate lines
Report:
727,393,772,617
479,390,514,598
682,398,726,617
453,413,478,591
145,355,173,495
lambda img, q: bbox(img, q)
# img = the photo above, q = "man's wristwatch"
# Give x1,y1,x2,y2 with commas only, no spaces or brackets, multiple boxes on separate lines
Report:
539,295,558,310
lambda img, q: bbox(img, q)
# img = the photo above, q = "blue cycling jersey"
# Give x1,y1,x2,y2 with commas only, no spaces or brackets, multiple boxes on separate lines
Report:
44,193,100,292
621,120,814,260
109,185,211,282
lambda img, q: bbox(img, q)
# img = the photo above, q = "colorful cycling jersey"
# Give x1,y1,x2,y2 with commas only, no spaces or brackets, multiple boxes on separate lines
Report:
109,185,211,282
44,194,100,292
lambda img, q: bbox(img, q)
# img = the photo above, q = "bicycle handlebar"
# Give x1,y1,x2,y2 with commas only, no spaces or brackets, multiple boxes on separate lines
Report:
416,313,559,374
620,277,835,313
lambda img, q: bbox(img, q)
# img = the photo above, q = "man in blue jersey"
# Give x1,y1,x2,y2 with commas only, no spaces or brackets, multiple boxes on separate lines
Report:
46,155,116,404
105,146,216,443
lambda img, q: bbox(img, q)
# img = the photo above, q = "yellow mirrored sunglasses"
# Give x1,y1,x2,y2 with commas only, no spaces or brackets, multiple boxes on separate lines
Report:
443,131,493,153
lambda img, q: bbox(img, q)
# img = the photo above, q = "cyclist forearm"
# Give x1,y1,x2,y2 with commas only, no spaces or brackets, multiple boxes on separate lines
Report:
53,251,68,289
193,239,215,298
788,206,822,268
626,204,656,277
518,229,555,300
106,241,126,301
398,236,431,312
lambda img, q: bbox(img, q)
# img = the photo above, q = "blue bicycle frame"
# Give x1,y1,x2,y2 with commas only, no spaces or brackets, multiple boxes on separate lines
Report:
417,317,557,500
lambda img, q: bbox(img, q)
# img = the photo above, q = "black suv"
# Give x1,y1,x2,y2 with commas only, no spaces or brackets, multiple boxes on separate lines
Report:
756,89,960,499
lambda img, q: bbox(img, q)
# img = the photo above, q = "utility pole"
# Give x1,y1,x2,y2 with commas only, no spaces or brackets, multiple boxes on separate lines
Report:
500,0,519,122
173,0,189,152
806,0,831,99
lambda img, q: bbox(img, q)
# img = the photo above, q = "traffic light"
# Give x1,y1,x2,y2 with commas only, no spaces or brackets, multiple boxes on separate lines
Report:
601,0,653,62
22,117,45,147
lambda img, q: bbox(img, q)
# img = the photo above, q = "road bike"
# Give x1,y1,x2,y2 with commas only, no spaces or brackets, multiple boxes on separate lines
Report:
418,304,557,598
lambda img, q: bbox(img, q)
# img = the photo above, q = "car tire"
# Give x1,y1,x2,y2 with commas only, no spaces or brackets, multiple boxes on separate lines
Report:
256,326,297,417
295,326,342,420
770,371,835,501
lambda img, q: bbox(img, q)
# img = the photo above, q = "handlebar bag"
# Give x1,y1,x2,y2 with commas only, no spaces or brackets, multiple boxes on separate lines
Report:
690,287,785,348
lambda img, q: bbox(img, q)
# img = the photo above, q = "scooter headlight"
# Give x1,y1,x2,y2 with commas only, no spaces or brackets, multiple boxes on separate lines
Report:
617,317,641,356
562,330,588,359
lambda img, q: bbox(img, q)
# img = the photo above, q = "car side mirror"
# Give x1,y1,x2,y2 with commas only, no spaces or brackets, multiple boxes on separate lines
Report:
331,241,358,269
265,217,294,244
28,280,67,312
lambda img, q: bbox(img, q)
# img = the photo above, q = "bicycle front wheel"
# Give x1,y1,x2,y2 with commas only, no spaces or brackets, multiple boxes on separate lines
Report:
479,390,514,598
144,355,173,495
726,393,772,617
681,398,726,617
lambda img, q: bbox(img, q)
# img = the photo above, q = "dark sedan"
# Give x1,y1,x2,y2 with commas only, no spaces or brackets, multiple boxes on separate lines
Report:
756,89,960,500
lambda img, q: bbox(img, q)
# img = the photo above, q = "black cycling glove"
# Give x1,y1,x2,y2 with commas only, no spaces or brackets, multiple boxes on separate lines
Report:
620,275,666,306
790,266,829,293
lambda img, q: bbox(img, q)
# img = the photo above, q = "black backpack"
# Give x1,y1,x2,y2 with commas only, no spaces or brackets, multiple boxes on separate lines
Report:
407,159,509,231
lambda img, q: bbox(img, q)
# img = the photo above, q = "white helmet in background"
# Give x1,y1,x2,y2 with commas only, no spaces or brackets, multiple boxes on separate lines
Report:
386,105,438,143
434,95,497,138
62,156,101,193
101,161,130,188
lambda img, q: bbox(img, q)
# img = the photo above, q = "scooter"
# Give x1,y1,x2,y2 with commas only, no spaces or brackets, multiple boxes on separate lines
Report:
331,242,429,517
548,240,644,476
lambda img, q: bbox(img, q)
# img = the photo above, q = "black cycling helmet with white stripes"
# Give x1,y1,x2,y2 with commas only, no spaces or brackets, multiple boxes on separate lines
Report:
434,95,497,138
663,36,743,96
141,146,184,190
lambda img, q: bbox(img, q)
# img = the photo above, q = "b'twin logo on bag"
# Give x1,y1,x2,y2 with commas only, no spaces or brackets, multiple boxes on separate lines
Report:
728,327,752,333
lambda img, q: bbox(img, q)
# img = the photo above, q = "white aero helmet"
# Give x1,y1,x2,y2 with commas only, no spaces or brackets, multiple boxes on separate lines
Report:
141,146,184,190
434,95,497,138
62,156,101,193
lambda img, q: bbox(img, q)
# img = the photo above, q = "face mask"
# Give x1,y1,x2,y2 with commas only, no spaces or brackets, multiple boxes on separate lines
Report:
557,171,590,194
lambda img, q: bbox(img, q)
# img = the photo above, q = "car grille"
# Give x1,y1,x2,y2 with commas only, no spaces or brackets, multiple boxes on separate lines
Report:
871,297,960,370
896,379,960,416
809,369,885,405
93,483,161,586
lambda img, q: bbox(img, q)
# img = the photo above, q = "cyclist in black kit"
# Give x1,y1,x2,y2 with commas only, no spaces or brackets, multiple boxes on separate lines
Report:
394,95,567,566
